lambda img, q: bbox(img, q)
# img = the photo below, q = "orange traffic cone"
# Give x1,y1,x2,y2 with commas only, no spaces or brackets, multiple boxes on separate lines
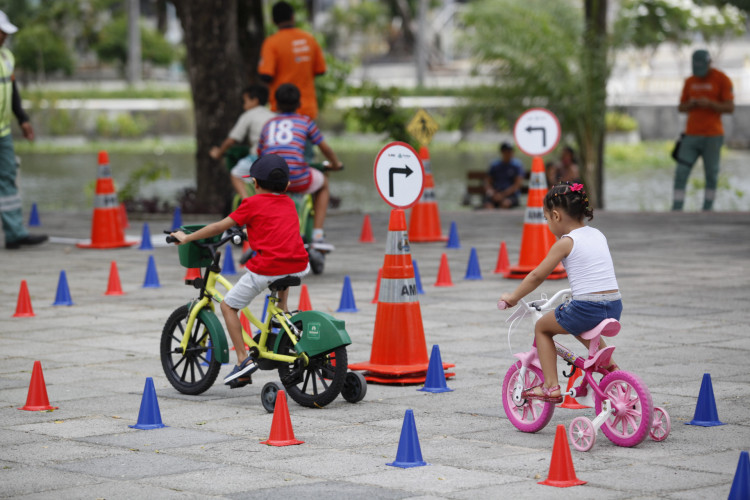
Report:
539,424,586,487
371,268,382,304
184,267,201,284
505,157,565,279
105,261,125,296
360,214,376,243
77,151,137,249
408,146,447,242
298,284,313,311
18,361,58,411
13,280,35,318
349,209,454,384
493,241,510,274
261,390,304,446
434,253,454,287
557,369,590,409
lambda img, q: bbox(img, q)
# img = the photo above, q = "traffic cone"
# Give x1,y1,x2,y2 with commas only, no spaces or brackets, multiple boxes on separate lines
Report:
18,361,58,411
434,253,454,287
387,409,428,468
686,373,725,426
28,202,40,226
143,255,161,288
418,345,453,393
408,146,446,242
505,156,565,279
223,244,237,275
359,214,375,243
261,390,304,446
129,377,166,429
729,451,750,500
446,221,461,249
171,206,183,231
118,202,130,229
539,424,586,487
337,275,359,313
12,280,34,317
464,247,483,280
184,267,201,284
349,209,454,384
238,313,253,350
77,151,137,249
298,284,313,311
138,223,153,250
413,260,425,294
371,268,382,304
105,261,125,295
557,369,590,409
493,241,510,274
52,270,74,306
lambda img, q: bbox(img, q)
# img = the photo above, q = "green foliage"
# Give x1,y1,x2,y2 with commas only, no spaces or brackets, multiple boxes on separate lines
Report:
48,108,74,136
118,159,171,202
605,111,639,132
94,16,176,70
96,113,151,138
345,84,413,145
315,53,352,112
604,141,675,173
12,23,73,76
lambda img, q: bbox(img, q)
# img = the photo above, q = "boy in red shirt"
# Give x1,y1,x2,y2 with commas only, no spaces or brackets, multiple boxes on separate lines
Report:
170,154,309,386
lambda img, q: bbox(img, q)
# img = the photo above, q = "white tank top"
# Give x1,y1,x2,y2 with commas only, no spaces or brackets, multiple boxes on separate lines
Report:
561,226,619,296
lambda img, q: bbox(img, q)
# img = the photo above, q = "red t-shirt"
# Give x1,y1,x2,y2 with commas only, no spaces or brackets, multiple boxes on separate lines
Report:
229,193,308,275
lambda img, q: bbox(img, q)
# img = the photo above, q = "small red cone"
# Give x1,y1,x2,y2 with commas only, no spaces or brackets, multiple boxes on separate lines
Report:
18,361,58,411
13,280,35,317
434,253,454,287
105,261,125,296
184,267,201,283
298,284,313,311
359,214,376,243
261,390,304,446
119,202,130,229
558,369,590,409
493,241,510,274
539,424,586,487
371,268,382,304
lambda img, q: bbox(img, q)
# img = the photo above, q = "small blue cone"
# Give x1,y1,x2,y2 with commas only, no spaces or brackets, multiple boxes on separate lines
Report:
413,260,425,294
464,247,483,280
446,221,461,249
143,255,161,288
387,409,428,468
129,377,166,430
138,223,153,250
223,244,237,275
729,451,750,500
419,345,453,393
337,275,359,312
171,206,183,231
686,373,725,426
52,270,74,306
28,203,40,227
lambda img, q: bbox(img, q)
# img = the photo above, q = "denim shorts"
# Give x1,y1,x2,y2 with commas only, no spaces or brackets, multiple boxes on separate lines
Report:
554,293,623,336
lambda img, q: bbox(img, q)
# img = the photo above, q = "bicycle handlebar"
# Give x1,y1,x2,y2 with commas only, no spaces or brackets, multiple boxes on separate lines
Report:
164,227,246,251
309,161,344,173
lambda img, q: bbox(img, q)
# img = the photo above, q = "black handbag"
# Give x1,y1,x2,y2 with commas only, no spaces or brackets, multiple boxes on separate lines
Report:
671,133,684,161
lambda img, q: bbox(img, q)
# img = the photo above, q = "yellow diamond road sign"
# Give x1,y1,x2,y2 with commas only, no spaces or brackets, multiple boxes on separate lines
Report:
407,109,439,146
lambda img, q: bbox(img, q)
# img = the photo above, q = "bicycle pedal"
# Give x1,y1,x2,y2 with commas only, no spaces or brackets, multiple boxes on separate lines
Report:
280,371,303,387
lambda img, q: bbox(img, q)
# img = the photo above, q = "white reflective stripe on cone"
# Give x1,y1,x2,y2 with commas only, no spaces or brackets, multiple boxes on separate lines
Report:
379,277,420,303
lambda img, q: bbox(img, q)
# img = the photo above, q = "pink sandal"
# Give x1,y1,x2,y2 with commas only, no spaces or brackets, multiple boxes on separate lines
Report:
521,384,563,404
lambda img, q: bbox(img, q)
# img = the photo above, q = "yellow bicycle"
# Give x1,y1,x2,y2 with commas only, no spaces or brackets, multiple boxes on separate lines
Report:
160,225,366,409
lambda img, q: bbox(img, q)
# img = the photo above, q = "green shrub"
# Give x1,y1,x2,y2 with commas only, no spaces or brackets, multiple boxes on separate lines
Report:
606,111,639,132
13,24,73,76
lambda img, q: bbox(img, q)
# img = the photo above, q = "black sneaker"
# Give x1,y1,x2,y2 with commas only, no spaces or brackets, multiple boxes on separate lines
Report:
5,234,48,250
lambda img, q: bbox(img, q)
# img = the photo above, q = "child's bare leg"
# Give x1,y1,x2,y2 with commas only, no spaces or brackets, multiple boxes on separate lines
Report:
313,177,330,232
231,175,248,200
532,312,570,397
277,289,290,313
220,301,248,365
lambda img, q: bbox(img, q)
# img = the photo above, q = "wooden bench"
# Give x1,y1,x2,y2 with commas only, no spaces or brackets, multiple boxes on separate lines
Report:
462,170,531,208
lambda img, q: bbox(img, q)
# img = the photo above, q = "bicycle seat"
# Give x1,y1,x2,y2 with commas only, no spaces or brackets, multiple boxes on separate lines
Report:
580,318,620,358
268,276,301,292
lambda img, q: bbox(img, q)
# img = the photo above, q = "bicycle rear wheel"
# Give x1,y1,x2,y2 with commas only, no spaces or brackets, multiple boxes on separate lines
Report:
160,305,221,395
502,361,554,433
594,370,653,447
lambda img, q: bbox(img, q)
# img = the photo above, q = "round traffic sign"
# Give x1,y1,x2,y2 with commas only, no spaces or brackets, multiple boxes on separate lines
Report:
513,108,561,157
373,142,425,209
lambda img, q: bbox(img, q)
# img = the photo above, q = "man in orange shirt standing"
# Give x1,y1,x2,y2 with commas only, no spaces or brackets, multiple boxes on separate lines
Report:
673,49,734,211
258,1,326,163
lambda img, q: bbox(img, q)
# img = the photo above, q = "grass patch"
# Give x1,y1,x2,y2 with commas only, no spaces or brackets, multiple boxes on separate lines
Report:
604,141,676,173
15,138,196,155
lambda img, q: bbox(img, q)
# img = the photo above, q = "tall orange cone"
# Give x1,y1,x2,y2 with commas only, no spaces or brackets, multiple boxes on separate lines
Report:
349,209,454,384
493,241,510,274
557,369,590,409
359,214,376,243
13,280,35,318
18,361,58,411
105,261,125,296
298,284,313,311
408,146,447,242
505,157,565,279
77,151,137,249
539,424,586,487
260,390,304,446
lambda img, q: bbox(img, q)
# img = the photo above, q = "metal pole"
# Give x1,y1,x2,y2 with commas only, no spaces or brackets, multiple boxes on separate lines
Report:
416,0,426,87
127,0,142,84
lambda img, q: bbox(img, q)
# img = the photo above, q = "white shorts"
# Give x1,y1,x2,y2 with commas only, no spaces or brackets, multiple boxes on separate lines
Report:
223,264,310,310
299,168,325,194
230,154,258,182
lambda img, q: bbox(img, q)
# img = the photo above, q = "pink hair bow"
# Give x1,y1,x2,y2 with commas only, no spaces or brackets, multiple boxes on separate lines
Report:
570,183,584,192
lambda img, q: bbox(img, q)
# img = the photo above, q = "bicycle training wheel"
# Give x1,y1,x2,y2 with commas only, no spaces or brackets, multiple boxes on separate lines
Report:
501,361,554,433
160,305,221,395
594,370,653,447
650,406,671,442
276,333,347,408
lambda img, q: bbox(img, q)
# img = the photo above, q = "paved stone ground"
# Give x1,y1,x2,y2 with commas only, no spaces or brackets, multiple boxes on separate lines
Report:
1,208,748,499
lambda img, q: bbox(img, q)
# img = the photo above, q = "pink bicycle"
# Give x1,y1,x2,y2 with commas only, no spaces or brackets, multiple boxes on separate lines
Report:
499,289,670,451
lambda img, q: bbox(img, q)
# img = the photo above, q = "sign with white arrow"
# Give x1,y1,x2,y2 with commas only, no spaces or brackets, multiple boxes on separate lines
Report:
373,142,425,209
513,108,561,157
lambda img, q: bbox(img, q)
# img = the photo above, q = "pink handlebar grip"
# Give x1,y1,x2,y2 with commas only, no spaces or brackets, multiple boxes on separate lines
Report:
497,300,509,310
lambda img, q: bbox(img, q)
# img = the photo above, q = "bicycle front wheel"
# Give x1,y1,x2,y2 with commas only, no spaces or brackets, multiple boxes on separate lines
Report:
276,334,347,408
502,361,554,433
160,305,221,395
594,370,653,447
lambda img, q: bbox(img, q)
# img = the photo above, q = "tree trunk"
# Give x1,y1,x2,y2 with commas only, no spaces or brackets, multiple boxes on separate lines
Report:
238,0,265,84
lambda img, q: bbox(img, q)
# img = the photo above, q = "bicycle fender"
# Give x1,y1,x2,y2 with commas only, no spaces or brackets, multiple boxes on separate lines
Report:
197,309,230,364
283,311,352,357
